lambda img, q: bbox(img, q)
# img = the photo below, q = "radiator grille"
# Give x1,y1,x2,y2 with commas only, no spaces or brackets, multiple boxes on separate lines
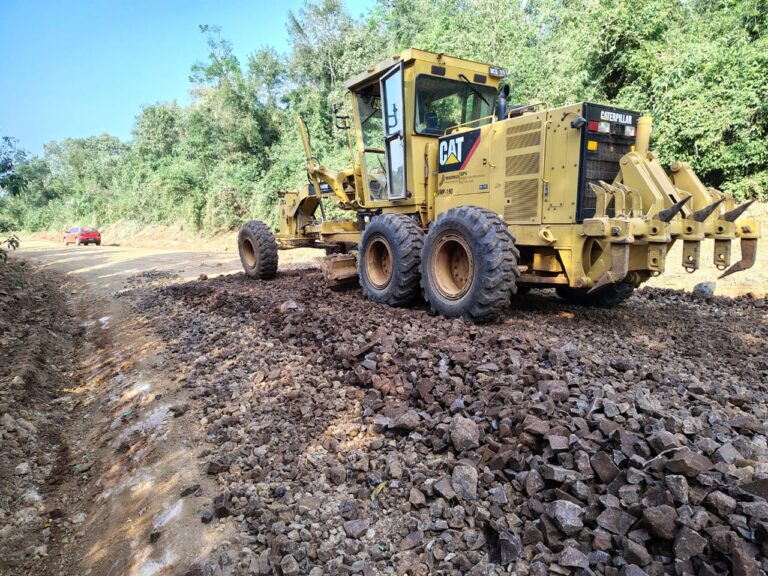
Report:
505,152,540,177
507,121,539,135
504,179,539,220
506,131,541,150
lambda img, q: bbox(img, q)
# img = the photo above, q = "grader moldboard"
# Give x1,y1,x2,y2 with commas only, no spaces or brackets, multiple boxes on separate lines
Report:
237,48,760,322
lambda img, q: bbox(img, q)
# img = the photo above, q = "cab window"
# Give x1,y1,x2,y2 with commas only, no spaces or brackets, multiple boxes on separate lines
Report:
415,75,496,136
356,90,388,201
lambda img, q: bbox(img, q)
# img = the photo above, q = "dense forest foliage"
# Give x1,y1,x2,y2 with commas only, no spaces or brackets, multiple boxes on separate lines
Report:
1,0,766,234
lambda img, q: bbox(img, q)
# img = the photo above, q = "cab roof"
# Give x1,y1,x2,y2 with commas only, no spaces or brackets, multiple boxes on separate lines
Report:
344,48,500,91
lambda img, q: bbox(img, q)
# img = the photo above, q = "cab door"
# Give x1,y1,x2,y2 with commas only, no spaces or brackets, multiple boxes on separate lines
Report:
380,64,407,200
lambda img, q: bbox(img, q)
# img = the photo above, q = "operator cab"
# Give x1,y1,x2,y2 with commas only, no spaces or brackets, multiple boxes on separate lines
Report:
345,49,503,206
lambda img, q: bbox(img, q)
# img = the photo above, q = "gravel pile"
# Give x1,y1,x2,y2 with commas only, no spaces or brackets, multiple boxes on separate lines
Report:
137,269,768,576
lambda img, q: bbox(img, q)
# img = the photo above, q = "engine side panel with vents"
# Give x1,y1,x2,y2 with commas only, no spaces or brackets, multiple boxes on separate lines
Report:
488,113,546,224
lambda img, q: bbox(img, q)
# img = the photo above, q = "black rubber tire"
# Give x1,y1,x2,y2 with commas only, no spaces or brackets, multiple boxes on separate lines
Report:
359,213,424,306
556,282,635,307
238,220,278,279
95,241,101,246
516,286,531,296
421,206,520,322
75,238,81,246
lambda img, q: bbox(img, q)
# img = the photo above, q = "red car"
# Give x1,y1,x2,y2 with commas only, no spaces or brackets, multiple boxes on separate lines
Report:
63,226,101,246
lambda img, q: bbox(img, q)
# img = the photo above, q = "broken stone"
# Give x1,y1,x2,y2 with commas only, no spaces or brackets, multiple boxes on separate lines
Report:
279,554,300,576
666,449,713,477
523,415,550,436
497,531,522,564
591,451,619,483
450,415,480,452
548,435,569,451
643,505,677,540
692,282,715,300
648,430,680,454
559,546,589,569
674,527,707,560
546,500,584,535
731,544,760,576
715,443,741,465
343,519,368,539
525,469,545,496
409,487,426,506
206,460,228,475
665,475,689,504
181,484,200,497
706,491,736,515
389,410,420,431
597,508,636,535
451,464,478,500
329,466,346,485
624,538,651,567
400,531,423,551
434,476,456,500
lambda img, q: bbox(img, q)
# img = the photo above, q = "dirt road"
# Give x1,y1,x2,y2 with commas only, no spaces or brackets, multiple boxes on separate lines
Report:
15,239,245,290
3,237,767,576
3,239,330,576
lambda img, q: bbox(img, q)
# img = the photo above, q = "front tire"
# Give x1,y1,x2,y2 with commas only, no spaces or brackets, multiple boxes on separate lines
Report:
421,207,519,323
556,282,635,307
238,220,278,279
359,214,424,306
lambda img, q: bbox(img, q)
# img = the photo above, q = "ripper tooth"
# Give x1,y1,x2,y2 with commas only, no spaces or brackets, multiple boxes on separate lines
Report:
657,195,691,223
721,199,756,223
692,197,725,222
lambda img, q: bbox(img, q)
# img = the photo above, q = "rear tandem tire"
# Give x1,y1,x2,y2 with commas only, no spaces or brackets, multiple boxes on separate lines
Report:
556,282,635,307
238,220,278,279
421,206,520,323
359,213,424,306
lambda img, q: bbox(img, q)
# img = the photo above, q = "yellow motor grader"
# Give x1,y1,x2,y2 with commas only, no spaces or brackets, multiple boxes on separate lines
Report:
237,48,760,322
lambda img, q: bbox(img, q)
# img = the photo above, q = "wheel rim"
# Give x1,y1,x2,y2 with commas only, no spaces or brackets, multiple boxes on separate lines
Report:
432,233,473,300
242,238,257,268
365,234,393,290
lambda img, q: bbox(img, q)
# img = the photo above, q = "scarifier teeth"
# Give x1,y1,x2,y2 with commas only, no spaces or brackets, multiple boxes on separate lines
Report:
657,195,691,223
721,199,755,222
590,183,609,216
692,198,725,222
598,180,614,193
718,238,758,278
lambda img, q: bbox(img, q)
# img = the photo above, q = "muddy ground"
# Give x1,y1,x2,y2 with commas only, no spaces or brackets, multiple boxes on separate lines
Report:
2,238,767,576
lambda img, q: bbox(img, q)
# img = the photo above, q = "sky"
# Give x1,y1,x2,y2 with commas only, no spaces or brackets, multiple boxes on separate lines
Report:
0,0,374,155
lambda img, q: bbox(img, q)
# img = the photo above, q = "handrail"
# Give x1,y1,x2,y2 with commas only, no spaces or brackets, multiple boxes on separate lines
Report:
444,115,496,135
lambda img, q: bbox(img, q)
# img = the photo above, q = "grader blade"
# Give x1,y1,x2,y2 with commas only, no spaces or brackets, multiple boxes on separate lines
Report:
719,238,758,279
321,253,359,289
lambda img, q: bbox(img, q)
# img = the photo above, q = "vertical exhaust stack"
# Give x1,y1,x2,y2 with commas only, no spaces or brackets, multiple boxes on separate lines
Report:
635,116,653,156
497,85,510,122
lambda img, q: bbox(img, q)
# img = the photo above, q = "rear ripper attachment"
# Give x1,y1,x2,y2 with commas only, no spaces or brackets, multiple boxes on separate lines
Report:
578,108,760,291
236,49,760,322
